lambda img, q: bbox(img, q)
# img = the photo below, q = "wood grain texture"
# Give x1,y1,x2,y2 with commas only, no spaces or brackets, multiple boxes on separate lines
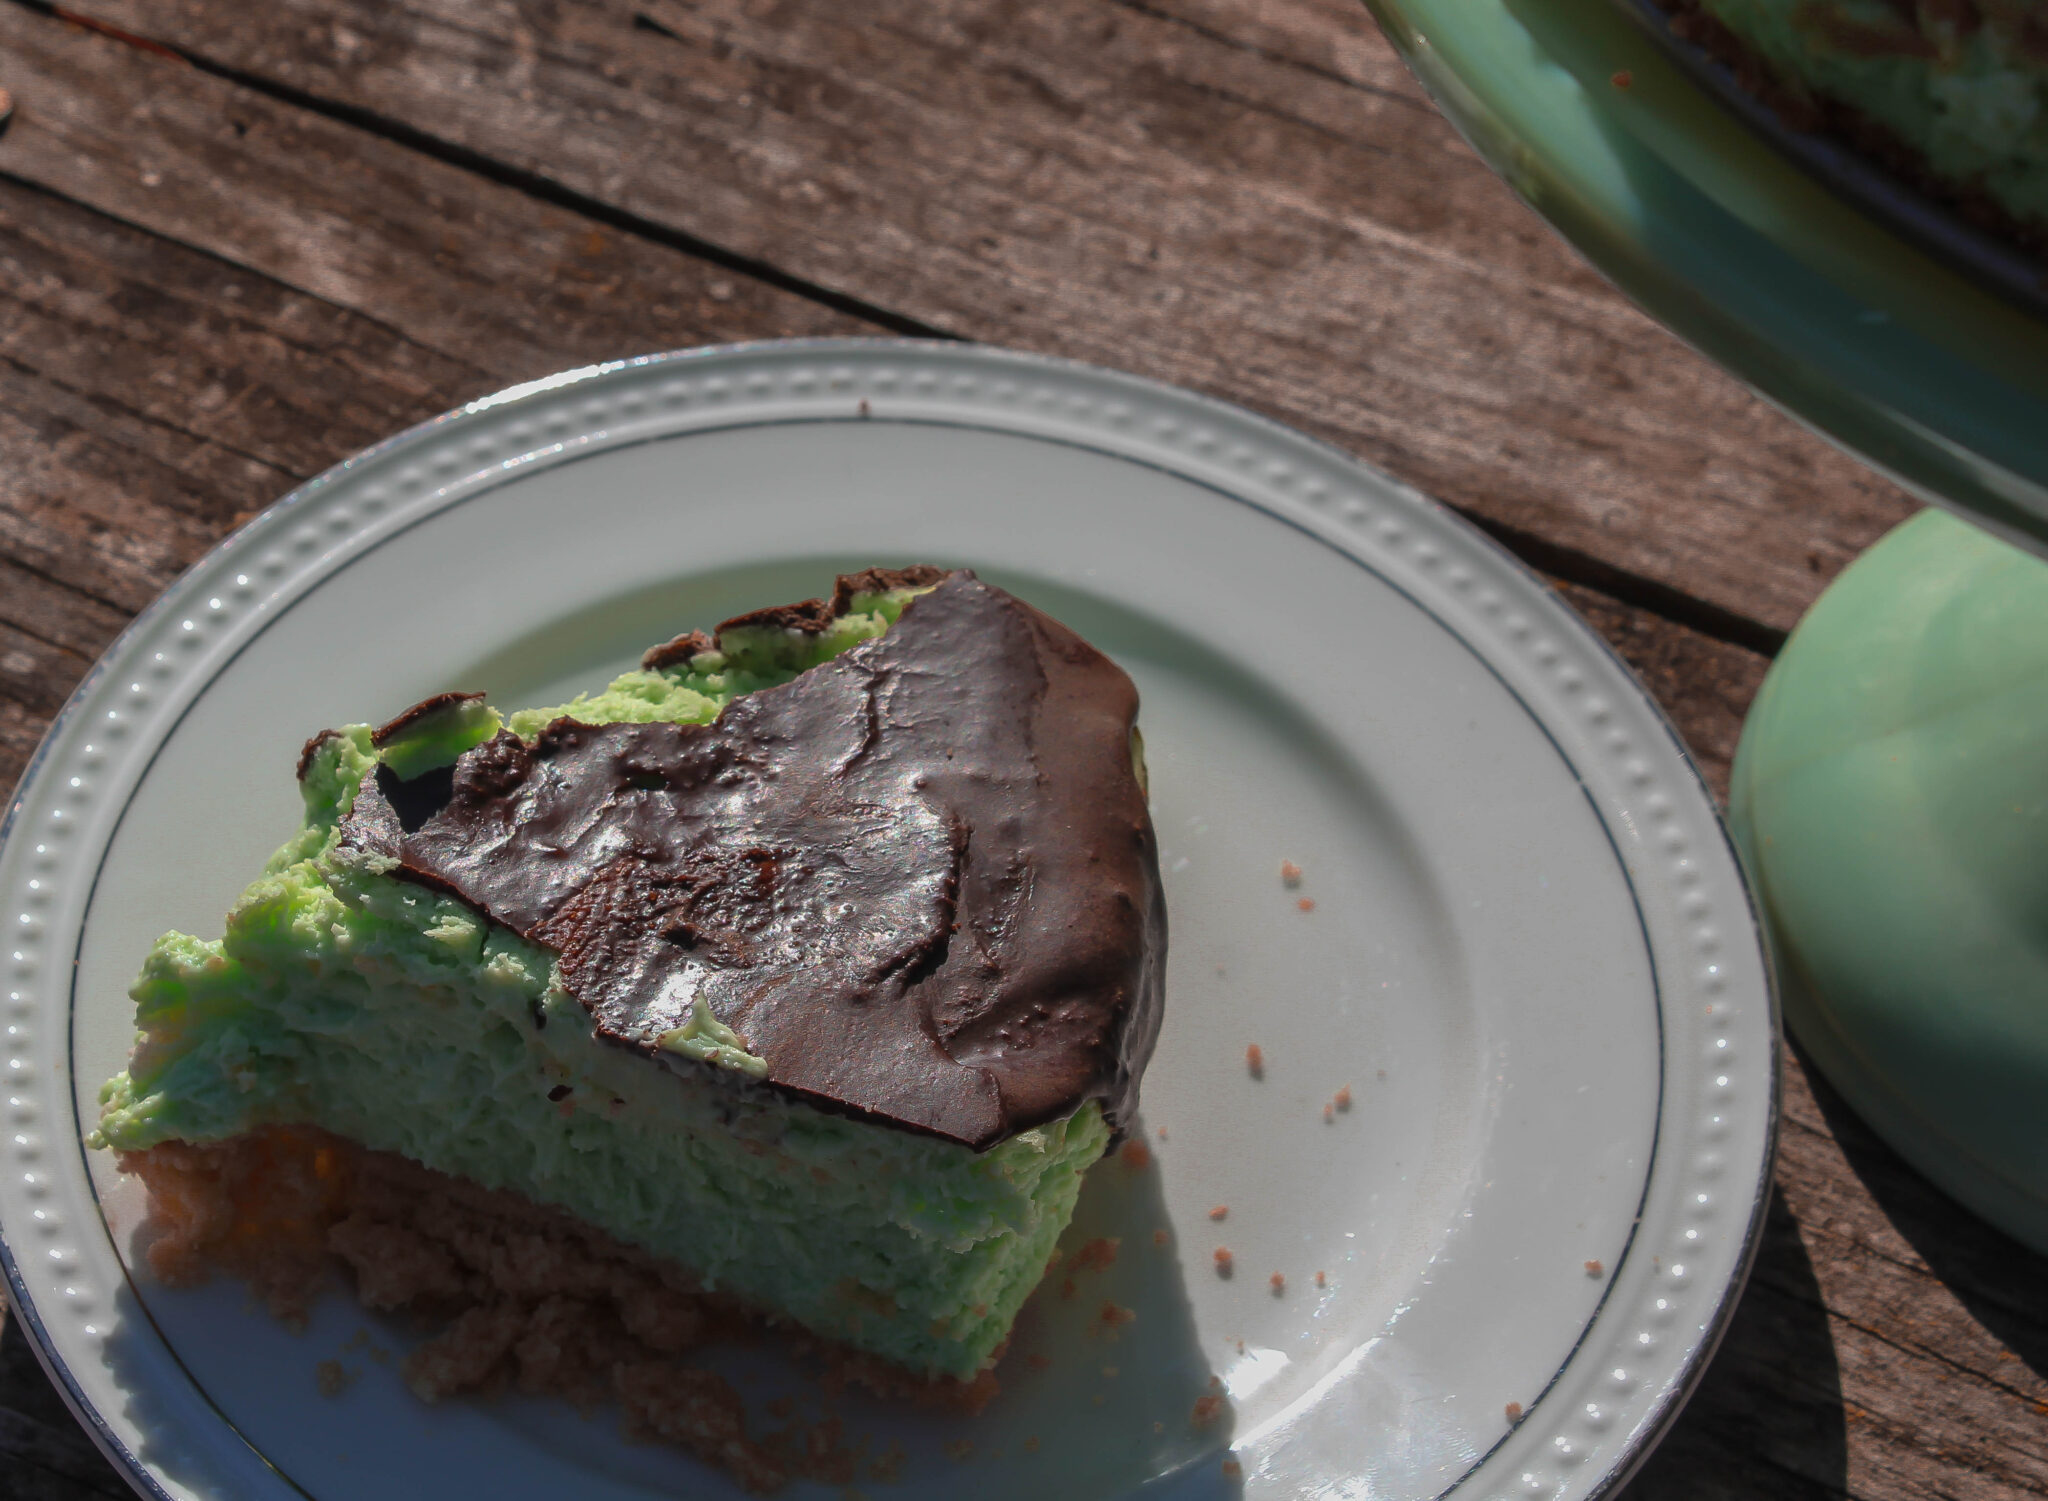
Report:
0,1307,129,1501
46,0,1918,640
0,3,2041,1499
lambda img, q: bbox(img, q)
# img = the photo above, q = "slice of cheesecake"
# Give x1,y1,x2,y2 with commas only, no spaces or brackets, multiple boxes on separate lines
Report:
93,568,1165,1468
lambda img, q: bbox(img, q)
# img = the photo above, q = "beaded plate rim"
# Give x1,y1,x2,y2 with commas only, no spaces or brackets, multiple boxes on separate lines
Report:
0,338,1779,1501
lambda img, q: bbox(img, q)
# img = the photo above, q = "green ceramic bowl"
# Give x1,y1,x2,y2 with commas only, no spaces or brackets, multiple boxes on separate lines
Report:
1358,0,2048,551
1730,509,2048,1252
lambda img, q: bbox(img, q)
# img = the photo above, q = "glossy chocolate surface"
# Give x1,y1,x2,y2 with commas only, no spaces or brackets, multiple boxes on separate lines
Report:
338,572,1165,1149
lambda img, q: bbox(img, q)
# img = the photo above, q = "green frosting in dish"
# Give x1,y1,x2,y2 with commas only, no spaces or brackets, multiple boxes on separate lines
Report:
1697,0,2048,228
91,579,1105,1379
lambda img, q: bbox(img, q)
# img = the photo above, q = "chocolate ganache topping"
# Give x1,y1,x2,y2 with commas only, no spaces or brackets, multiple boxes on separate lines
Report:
337,571,1166,1151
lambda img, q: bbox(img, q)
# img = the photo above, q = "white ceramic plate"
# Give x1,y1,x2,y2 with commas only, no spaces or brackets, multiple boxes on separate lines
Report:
0,341,1776,1501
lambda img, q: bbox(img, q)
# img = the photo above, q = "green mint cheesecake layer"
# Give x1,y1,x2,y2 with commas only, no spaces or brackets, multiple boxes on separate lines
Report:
1695,0,2048,229
92,576,1133,1381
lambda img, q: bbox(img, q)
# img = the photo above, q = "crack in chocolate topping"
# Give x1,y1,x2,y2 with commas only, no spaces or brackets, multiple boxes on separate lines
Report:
338,572,1166,1150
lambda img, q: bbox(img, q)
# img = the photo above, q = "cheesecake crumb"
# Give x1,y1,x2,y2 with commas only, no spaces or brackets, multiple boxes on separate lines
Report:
1585,1259,1604,1277
1297,897,1315,912
1208,1205,1229,1221
1120,1138,1153,1171
1156,1126,1169,1140
1234,1337,1246,1354
1505,1401,1524,1422
1334,1085,1352,1111
1314,1270,1326,1287
1153,1228,1170,1247
1153,1420,1166,1433
1223,1457,1244,1479
1097,1301,1137,1337
124,1126,1000,1497
1070,1237,1120,1273
1611,69,1632,88
315,1359,352,1397
1280,860,1302,887
1213,1247,1234,1276
1323,1103,1334,1123
1191,1393,1226,1429
1060,1278,1078,1299
1269,1272,1285,1294
1245,1044,1264,1078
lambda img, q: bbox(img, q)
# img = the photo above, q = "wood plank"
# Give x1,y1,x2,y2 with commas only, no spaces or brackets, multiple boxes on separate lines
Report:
0,10,870,384
42,0,1918,639
1775,1057,2048,1500
0,559,128,664
0,7,868,637
0,1308,133,1501
0,697,48,814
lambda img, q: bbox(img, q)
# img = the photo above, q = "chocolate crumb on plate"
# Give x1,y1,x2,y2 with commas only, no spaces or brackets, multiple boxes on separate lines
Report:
1269,1271,1286,1294
1208,1204,1229,1221
1280,860,1302,887
1585,1259,1605,1276
1298,897,1316,912
1213,1247,1234,1276
1245,1044,1264,1079
1191,1393,1226,1429
1505,1401,1524,1422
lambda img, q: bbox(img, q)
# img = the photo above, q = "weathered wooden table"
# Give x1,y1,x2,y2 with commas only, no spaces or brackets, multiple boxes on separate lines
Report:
0,2,2042,1496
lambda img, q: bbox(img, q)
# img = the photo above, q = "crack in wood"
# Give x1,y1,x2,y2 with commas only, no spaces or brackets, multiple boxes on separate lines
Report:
6,0,950,344
1106,0,1435,115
